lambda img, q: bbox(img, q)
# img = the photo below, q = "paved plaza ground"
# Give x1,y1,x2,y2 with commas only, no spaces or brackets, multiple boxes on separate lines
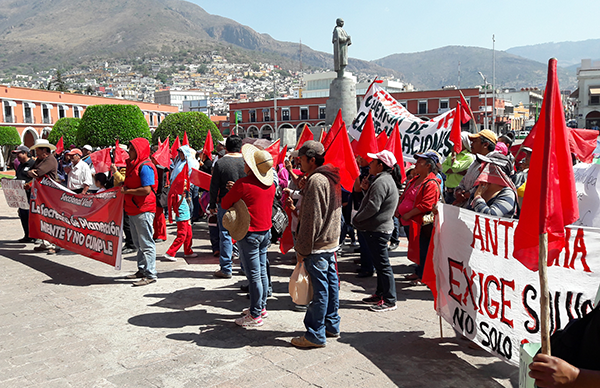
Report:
0,193,519,387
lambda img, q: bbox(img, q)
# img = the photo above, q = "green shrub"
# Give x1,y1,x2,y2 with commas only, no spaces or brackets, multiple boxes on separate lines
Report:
48,118,80,147
0,126,21,146
77,105,151,147
152,111,223,151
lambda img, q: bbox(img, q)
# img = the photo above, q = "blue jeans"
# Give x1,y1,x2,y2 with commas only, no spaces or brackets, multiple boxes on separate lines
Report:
363,231,396,304
390,217,400,245
217,205,233,275
357,231,375,273
190,185,200,221
129,211,157,279
303,252,340,345
238,230,271,318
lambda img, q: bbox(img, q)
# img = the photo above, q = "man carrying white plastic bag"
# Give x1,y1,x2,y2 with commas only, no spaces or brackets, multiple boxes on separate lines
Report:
291,141,343,349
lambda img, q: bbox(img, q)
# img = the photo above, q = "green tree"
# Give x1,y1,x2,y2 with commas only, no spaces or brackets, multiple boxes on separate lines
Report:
47,70,67,92
198,64,208,74
77,105,151,147
48,118,80,147
0,126,21,147
152,112,223,151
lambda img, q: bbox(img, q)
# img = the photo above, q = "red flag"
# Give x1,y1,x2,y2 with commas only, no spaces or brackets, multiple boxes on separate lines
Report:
89,148,112,174
376,131,388,152
384,123,406,181
355,111,378,162
277,145,288,166
182,131,189,146
265,139,280,161
55,137,64,154
170,136,181,160
449,106,462,154
152,136,170,168
114,139,128,167
459,91,473,123
351,139,358,155
168,163,188,223
322,109,343,150
513,59,579,271
324,122,360,191
295,124,313,149
203,130,214,159
279,192,295,255
522,126,597,164
190,167,211,191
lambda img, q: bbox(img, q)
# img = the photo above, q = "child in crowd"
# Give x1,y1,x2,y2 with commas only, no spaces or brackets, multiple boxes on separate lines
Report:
164,189,196,261
94,173,108,193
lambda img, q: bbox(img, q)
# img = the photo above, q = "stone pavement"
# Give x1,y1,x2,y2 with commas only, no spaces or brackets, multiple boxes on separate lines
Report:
0,193,518,387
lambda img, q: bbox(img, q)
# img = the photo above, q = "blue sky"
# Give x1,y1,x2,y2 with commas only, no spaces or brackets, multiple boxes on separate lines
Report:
192,0,600,61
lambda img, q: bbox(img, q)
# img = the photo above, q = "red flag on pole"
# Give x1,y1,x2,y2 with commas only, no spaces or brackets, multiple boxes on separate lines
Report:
190,167,211,191
265,139,280,161
384,123,406,181
114,139,129,167
90,148,112,173
513,59,579,271
355,111,378,162
324,121,360,191
279,192,295,255
295,124,313,149
522,126,597,164
459,91,474,123
449,105,462,154
321,109,343,150
376,131,388,152
168,163,189,223
277,145,288,166
182,131,189,146
55,137,64,154
203,130,214,159
152,136,170,168
170,136,181,160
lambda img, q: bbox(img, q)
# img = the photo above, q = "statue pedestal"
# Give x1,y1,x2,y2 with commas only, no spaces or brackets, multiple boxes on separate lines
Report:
326,73,357,131
279,126,297,148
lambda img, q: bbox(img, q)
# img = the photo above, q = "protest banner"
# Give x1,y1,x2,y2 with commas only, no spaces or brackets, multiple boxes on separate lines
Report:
1,178,29,209
573,162,600,227
349,83,458,162
28,177,124,269
432,204,600,366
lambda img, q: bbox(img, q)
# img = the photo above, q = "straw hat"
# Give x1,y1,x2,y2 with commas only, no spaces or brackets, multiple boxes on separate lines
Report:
222,200,251,241
30,139,57,152
241,143,274,186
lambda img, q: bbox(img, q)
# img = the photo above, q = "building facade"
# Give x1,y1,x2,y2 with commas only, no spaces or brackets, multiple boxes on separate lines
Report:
154,89,208,112
1,85,178,147
573,59,600,129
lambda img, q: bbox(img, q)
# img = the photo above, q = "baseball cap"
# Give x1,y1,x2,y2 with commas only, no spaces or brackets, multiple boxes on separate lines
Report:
83,145,93,151
12,145,30,154
292,140,325,158
367,150,397,168
67,148,83,156
414,150,441,166
468,129,498,145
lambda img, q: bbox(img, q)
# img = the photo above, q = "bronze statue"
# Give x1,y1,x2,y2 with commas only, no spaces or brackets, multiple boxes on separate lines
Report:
332,18,351,77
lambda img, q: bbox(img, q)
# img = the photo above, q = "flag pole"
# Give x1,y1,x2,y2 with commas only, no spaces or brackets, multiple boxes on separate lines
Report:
539,233,551,355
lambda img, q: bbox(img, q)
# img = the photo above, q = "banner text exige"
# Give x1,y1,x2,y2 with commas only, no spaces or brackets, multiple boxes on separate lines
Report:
28,178,124,269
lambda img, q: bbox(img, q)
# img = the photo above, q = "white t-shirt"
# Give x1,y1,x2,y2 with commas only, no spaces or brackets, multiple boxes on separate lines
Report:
67,160,93,191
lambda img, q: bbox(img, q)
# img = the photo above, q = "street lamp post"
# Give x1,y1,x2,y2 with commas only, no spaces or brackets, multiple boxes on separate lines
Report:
478,71,489,129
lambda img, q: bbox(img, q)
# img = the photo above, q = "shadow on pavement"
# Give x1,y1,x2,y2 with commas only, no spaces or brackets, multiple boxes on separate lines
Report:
337,330,514,387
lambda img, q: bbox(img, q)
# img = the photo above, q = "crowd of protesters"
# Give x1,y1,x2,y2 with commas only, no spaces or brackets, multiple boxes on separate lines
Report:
8,126,600,386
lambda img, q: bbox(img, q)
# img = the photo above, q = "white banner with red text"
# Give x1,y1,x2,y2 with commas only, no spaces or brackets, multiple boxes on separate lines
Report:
28,178,124,269
350,83,458,162
573,162,600,227
1,178,29,209
432,204,600,366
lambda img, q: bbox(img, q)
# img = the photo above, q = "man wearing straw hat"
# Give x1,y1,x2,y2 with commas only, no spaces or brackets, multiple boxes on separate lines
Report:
221,144,275,327
290,141,342,348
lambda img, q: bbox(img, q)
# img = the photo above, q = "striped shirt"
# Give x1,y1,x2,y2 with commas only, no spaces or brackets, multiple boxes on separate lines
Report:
470,187,517,217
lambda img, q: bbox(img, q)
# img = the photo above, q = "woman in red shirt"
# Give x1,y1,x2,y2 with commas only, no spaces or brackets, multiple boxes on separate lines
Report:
221,144,276,327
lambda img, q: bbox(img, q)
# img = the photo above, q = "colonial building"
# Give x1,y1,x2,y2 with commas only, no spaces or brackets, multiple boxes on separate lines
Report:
1,85,178,147
572,59,600,129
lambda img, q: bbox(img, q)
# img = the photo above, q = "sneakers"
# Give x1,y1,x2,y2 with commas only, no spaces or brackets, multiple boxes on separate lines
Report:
125,271,144,279
388,242,399,251
122,246,136,254
291,336,325,348
213,270,232,279
362,294,383,304
242,308,268,318
235,314,263,327
325,330,340,338
163,253,177,262
33,245,49,251
369,300,397,312
184,253,198,258
132,277,157,287
18,237,36,243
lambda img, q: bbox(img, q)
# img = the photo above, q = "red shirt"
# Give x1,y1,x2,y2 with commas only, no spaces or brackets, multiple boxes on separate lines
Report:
221,174,275,232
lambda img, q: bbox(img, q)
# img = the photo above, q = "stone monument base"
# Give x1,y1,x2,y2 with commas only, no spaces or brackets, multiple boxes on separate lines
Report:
326,73,357,131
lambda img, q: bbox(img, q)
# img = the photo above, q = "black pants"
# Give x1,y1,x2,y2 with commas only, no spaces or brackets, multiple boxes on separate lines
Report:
417,223,434,279
364,231,396,305
123,212,135,248
18,208,29,238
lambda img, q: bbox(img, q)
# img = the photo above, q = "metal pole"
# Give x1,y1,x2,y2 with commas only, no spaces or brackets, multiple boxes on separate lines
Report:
274,77,278,141
492,34,496,133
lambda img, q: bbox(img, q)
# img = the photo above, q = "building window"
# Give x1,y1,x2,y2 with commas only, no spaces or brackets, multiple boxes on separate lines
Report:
262,109,270,121
300,107,309,120
73,106,83,118
418,101,427,114
440,100,449,109
591,96,600,105
42,104,52,124
157,114,162,124
319,106,326,119
3,100,15,123
249,110,256,123
149,113,155,126
24,102,35,124
282,108,290,121
58,105,68,119
400,101,407,108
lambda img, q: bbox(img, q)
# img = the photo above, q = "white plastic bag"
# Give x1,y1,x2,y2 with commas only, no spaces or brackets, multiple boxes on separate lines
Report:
289,261,313,305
